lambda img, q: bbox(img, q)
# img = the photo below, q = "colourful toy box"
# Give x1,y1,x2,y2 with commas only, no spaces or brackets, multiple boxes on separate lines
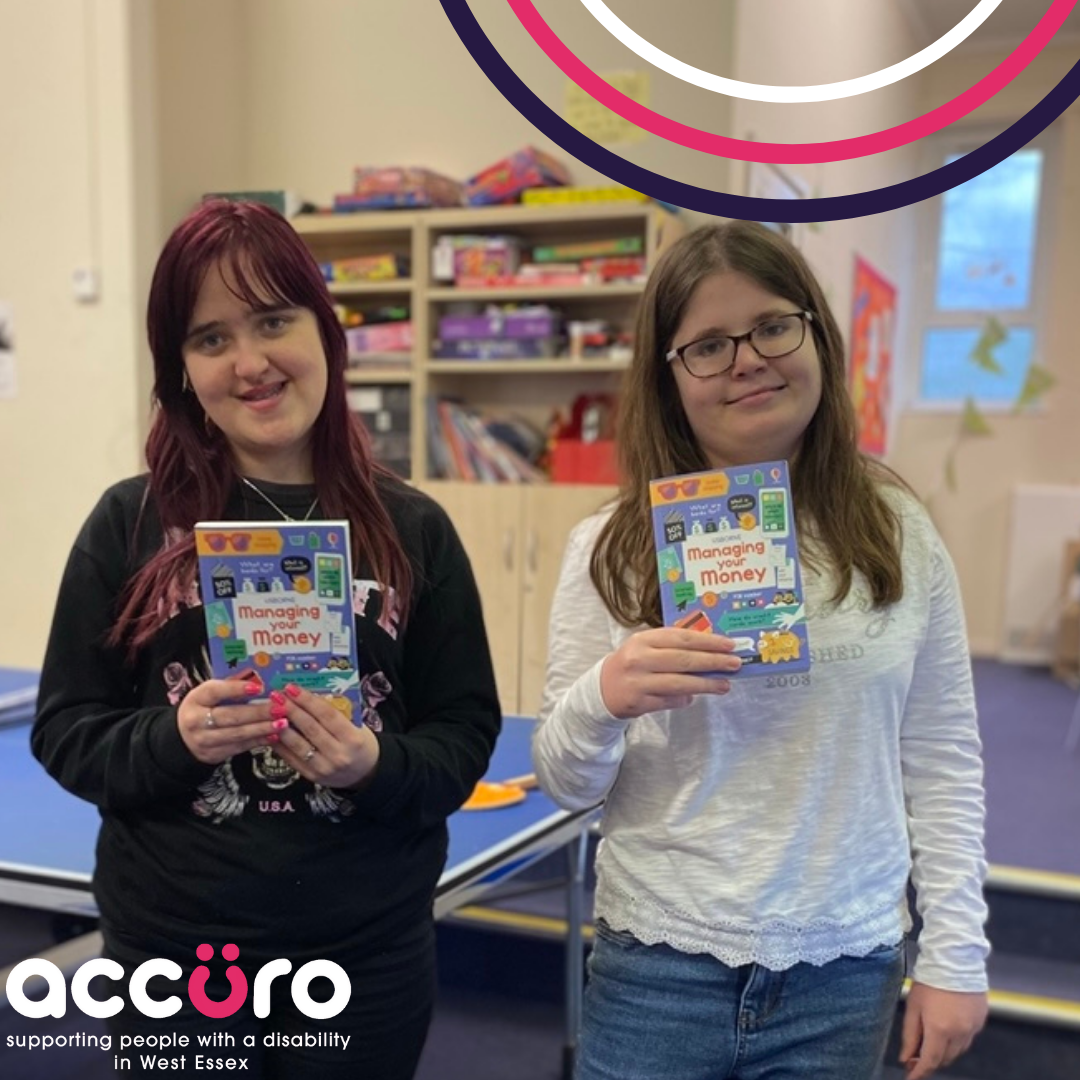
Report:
522,186,648,206
334,167,463,211
320,254,409,283
437,309,560,340
463,147,570,206
432,235,522,283
344,322,414,355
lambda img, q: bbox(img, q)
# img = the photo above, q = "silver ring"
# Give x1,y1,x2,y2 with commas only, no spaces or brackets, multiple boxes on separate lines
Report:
204,709,217,729
303,747,316,762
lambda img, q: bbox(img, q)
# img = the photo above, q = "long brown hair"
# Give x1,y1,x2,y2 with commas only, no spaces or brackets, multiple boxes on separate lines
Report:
593,221,908,628
111,198,413,657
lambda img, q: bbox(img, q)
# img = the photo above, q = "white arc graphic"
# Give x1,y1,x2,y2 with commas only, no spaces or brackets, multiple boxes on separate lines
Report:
577,0,1004,103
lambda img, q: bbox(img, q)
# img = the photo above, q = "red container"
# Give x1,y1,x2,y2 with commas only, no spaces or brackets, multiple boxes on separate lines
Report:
550,439,619,485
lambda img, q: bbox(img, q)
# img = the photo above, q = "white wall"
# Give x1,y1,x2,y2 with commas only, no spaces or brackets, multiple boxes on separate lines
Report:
155,0,247,229
3,0,1074,664
238,0,736,211
0,0,155,666
2,0,739,667
150,0,740,222
888,44,1080,654
729,0,923,358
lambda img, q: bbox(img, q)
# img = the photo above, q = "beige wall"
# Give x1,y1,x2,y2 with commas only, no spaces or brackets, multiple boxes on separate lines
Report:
151,0,738,223
0,0,155,667
1,0,738,667
727,11,1080,654
2,0,1074,665
239,0,735,209
889,45,1080,654
729,0,923,382
729,0,922,539
155,0,246,229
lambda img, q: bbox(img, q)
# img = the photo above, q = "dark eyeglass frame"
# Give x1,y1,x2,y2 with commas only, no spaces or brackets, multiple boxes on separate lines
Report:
665,310,815,379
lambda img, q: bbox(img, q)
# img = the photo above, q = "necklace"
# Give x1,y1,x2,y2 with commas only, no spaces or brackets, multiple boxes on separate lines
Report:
240,477,319,523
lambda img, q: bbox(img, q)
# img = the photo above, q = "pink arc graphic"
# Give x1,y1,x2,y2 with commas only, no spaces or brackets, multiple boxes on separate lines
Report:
506,0,1077,164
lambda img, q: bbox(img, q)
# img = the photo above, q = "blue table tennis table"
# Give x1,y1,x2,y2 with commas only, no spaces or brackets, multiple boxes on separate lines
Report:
0,668,594,1074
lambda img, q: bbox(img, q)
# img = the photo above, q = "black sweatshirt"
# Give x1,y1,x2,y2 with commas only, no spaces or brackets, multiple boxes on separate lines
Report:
33,474,501,962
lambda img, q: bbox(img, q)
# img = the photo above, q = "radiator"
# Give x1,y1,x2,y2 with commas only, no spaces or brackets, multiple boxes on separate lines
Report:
1000,484,1080,663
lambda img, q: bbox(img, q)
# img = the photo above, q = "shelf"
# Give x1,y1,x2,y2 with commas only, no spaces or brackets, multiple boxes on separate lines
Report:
345,368,412,385
422,203,654,229
425,359,629,375
426,285,644,302
295,204,655,235
328,280,414,296
292,212,420,236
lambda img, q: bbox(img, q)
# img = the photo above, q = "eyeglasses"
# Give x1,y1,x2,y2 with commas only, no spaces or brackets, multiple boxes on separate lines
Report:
666,311,814,379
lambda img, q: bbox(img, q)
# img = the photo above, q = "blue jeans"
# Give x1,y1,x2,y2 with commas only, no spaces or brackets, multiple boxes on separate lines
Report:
576,922,906,1080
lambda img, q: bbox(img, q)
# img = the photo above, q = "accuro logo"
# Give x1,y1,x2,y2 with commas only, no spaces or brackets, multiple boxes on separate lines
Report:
439,0,1080,218
5,944,350,1020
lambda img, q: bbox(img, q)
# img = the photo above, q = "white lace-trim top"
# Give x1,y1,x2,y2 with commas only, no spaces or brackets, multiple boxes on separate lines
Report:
532,488,990,992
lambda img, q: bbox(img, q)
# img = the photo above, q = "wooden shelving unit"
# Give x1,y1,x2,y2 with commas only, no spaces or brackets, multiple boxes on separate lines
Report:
293,201,683,715
293,200,680,485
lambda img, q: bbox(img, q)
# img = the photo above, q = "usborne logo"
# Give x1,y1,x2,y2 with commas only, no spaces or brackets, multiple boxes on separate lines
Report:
439,0,1080,218
5,944,351,1020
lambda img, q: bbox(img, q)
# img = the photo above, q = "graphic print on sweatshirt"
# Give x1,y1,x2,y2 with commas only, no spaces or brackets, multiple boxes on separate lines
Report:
353,579,402,641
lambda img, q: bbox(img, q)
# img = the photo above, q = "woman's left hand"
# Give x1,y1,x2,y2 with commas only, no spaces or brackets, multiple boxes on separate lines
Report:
270,684,380,791
899,982,988,1078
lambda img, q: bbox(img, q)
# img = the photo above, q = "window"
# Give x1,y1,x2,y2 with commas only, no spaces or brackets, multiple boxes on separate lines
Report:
914,127,1056,408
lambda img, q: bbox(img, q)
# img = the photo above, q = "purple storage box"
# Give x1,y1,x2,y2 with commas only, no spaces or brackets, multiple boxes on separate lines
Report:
438,311,560,340
433,337,560,360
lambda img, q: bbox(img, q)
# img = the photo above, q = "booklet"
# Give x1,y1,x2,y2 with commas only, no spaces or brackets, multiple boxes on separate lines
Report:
194,520,362,719
648,461,810,677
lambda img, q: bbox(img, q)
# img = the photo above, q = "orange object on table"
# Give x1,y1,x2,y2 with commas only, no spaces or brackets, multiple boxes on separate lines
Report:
460,773,538,811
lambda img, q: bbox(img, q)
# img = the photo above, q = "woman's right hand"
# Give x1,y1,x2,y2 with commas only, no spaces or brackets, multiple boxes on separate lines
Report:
176,679,280,765
599,628,742,720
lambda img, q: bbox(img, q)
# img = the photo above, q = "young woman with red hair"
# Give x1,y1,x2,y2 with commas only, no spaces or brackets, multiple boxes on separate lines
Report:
33,199,500,1079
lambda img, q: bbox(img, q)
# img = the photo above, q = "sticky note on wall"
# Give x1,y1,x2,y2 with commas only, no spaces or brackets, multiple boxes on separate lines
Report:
564,71,650,145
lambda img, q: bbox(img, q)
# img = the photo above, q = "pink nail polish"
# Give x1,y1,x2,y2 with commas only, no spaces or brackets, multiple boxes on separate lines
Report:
270,704,288,720
244,682,260,696
267,733,280,744
285,683,301,699
273,718,289,731
270,690,287,706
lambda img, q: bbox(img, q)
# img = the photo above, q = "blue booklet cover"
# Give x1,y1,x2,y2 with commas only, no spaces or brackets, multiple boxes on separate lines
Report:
648,461,810,676
194,520,362,719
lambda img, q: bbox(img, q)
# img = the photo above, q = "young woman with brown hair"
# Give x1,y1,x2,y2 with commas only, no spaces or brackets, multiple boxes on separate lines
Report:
534,221,989,1080
33,199,500,1079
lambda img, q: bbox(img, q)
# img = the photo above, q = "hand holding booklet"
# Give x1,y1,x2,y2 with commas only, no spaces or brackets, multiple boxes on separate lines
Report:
195,520,362,719
649,460,811,677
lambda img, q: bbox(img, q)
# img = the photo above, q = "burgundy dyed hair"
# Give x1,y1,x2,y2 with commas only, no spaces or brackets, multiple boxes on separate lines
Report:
111,198,412,656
